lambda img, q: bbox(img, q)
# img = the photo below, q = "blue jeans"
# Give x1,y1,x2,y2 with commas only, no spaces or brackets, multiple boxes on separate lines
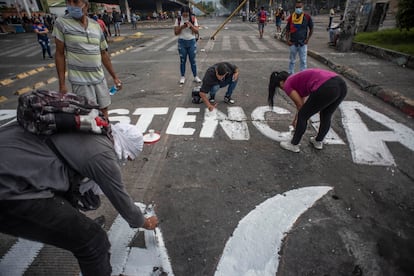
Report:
289,44,307,74
0,197,112,276
178,38,197,77
209,76,238,99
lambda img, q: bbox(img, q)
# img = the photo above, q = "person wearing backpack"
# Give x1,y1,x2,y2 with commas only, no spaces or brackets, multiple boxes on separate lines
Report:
174,6,202,85
53,0,122,119
257,6,268,38
0,122,158,275
285,0,313,74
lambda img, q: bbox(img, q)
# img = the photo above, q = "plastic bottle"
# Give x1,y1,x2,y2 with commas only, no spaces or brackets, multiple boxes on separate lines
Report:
109,85,117,95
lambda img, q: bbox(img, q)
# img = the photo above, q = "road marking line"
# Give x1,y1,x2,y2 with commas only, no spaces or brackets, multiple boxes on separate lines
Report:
16,73,28,79
15,87,32,95
0,79,14,86
0,96,8,103
215,186,332,276
0,238,44,276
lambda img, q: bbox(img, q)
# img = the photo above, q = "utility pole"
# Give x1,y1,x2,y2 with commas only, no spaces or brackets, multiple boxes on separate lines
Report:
336,0,365,52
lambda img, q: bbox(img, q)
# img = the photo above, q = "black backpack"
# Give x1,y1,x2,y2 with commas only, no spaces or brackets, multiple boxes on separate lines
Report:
17,89,109,136
192,86,203,104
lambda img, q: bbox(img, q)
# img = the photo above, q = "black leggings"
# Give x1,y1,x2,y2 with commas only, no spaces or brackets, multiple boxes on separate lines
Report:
291,76,347,145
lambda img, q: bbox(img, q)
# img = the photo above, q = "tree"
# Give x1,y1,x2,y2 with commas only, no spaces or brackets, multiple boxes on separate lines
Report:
336,0,365,52
396,0,414,30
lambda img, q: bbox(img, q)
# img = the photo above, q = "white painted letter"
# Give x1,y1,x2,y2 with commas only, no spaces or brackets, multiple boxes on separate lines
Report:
109,109,131,125
340,101,414,166
251,106,292,141
0,110,16,127
200,107,250,140
166,107,199,135
133,108,169,133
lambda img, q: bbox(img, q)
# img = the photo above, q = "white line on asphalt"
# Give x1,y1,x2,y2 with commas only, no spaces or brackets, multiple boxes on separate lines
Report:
0,238,44,276
150,36,176,52
215,186,332,276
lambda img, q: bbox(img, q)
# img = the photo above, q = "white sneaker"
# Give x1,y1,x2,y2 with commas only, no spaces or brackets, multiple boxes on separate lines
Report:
280,141,300,153
179,77,185,84
310,137,323,150
194,76,202,83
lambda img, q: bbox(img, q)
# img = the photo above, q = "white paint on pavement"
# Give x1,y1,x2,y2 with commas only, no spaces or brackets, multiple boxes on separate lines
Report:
108,202,173,275
340,101,414,166
166,107,200,135
0,238,44,276
200,107,250,140
310,114,345,144
214,186,332,276
0,203,172,276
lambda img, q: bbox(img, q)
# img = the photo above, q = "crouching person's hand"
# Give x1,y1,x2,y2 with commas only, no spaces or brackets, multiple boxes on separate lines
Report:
143,216,158,230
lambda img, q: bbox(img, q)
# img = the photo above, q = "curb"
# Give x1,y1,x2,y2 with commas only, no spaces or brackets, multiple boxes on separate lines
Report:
308,49,414,118
352,42,414,69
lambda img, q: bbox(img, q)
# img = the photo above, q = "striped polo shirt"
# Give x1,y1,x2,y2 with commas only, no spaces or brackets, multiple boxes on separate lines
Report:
53,15,108,85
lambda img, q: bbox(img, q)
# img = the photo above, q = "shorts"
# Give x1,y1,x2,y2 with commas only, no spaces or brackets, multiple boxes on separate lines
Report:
71,80,111,109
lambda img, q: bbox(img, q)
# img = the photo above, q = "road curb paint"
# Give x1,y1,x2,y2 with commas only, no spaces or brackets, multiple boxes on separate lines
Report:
15,87,31,95
0,79,13,86
0,96,8,103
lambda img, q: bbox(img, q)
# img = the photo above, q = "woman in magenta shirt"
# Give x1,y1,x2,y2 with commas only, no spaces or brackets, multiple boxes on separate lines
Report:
268,68,347,152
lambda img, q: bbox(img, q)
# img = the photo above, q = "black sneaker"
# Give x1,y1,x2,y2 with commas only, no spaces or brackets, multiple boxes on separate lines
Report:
224,96,235,104
209,97,215,103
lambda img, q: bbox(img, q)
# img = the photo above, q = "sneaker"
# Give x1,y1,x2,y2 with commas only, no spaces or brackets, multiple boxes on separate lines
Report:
179,77,185,84
194,76,202,83
209,97,215,103
280,141,300,153
224,96,235,104
310,136,323,150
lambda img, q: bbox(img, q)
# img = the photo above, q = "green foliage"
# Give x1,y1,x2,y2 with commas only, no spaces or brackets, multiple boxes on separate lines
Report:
354,28,414,55
396,0,414,30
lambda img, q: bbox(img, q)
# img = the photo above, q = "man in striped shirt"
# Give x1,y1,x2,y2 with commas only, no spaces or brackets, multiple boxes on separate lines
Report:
53,0,122,118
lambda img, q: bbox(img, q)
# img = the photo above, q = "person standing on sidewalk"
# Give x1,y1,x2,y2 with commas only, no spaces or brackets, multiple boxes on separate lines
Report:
53,0,122,119
198,62,239,111
257,6,268,39
268,69,347,153
33,19,53,59
286,0,313,74
102,10,112,37
174,6,202,85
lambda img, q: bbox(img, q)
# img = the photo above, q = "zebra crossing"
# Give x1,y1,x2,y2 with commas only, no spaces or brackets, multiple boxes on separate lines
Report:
0,39,56,58
132,34,287,53
0,34,286,59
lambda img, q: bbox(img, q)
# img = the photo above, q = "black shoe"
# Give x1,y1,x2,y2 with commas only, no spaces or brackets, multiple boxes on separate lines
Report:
209,96,215,103
224,96,235,104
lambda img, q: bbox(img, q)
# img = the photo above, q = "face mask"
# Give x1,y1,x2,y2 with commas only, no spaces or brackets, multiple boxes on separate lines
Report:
67,5,84,19
295,8,303,14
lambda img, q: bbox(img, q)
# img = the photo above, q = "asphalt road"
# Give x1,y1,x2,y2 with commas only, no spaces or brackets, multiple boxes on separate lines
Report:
0,17,414,276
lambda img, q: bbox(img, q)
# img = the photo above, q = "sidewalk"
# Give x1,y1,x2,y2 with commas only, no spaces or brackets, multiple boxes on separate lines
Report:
308,14,414,117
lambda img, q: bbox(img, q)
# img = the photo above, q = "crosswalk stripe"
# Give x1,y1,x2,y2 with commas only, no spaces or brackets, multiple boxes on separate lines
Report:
237,36,251,51
222,35,231,51
248,35,269,51
1,35,288,58
150,36,176,51
0,44,30,56
130,35,167,53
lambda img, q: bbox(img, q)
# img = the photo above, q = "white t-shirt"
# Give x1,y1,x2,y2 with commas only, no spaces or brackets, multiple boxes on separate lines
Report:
174,15,198,40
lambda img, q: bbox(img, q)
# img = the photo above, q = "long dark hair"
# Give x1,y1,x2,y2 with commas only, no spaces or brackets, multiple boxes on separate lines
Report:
268,71,289,107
